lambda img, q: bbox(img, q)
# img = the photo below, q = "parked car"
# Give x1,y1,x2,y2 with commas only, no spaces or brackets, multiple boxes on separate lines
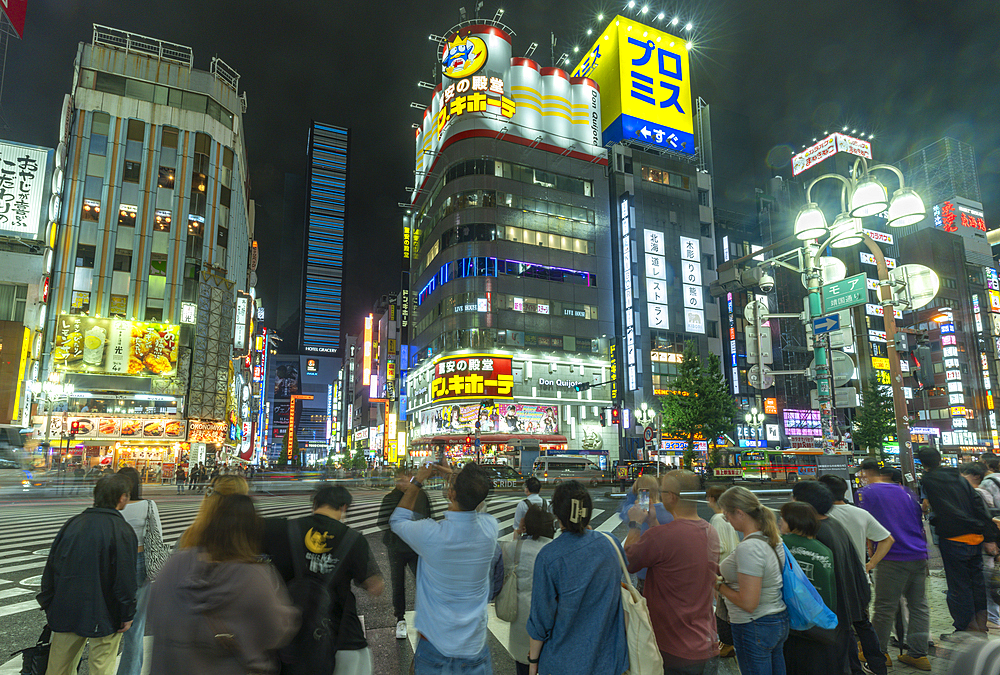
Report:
533,455,606,487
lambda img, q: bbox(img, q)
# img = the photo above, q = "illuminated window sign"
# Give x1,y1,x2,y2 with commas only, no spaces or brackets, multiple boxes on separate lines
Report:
680,236,704,334
430,354,514,402
782,409,821,436
645,229,668,329
306,358,318,375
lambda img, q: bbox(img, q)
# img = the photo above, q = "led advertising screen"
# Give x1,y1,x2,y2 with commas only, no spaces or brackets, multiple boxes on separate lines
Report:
572,16,693,153
52,316,179,377
420,402,560,436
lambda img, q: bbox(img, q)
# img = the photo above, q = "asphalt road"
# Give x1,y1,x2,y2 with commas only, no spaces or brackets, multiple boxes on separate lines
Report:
0,484,790,674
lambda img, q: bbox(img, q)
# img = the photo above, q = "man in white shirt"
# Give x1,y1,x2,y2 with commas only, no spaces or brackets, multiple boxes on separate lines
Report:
512,476,546,537
819,474,895,571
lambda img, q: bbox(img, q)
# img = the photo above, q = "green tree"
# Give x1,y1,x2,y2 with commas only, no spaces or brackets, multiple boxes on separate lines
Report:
660,341,739,459
853,372,896,460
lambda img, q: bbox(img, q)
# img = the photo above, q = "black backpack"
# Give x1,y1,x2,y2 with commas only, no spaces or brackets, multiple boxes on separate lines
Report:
279,518,359,675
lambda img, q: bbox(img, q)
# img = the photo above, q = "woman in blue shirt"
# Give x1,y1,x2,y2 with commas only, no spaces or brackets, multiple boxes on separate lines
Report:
526,481,628,675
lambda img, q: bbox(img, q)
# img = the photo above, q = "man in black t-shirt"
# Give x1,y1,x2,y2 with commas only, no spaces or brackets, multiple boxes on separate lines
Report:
264,485,384,675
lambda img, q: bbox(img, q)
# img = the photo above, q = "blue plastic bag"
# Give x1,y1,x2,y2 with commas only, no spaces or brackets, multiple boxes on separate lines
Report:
778,542,838,631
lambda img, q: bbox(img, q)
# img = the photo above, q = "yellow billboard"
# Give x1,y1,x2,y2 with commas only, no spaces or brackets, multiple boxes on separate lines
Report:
572,16,694,154
52,315,180,377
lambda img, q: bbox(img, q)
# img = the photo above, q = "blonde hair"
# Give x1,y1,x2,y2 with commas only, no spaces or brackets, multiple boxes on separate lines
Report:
631,475,661,499
178,475,249,549
717,486,781,547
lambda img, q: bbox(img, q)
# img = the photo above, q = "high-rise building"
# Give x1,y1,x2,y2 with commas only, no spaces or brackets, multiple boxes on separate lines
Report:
40,25,252,475
301,122,348,355
402,17,617,466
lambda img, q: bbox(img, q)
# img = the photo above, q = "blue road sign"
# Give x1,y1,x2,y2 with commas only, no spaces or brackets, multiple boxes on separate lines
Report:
813,314,840,334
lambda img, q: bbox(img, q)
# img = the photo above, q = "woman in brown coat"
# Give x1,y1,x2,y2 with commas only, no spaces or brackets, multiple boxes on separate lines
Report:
148,494,298,674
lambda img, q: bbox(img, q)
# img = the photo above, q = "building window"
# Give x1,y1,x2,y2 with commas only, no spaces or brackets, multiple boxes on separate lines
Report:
113,250,132,272
109,294,128,318
158,166,175,189
122,161,141,183
81,199,101,222
0,283,28,322
698,189,710,206
154,210,172,232
217,226,229,248
70,291,91,315
76,244,96,268
118,205,137,227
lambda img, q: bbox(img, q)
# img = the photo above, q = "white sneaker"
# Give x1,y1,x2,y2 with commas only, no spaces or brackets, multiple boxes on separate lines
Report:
396,620,407,639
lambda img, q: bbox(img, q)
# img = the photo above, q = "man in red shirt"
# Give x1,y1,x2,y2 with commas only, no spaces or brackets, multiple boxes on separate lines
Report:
624,470,721,674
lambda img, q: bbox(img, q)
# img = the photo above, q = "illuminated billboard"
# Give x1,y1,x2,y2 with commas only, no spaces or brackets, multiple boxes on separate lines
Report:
572,16,693,153
413,23,603,199
52,316,179,377
0,140,52,238
417,402,560,436
791,133,873,176
362,314,373,386
431,354,514,402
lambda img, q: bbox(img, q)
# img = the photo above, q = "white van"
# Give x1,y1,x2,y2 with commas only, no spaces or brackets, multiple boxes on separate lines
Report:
533,455,606,486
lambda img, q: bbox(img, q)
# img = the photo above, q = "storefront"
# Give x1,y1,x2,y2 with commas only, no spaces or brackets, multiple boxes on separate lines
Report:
32,413,189,481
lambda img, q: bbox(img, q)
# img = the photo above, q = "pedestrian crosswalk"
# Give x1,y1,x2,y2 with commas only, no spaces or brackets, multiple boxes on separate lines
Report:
0,491,628,621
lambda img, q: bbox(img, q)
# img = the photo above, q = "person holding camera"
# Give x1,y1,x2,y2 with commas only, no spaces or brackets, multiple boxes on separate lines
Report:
390,462,499,674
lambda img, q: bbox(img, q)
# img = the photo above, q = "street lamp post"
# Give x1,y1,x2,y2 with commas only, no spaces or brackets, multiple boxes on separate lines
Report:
792,158,925,479
745,404,765,447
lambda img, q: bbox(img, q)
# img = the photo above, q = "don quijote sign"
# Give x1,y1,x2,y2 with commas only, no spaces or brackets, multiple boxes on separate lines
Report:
537,378,584,389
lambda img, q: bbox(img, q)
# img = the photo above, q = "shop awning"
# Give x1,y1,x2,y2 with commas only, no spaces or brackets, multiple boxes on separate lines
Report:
417,434,568,445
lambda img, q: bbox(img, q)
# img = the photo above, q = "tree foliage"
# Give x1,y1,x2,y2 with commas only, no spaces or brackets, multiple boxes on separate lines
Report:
853,372,896,460
659,341,739,456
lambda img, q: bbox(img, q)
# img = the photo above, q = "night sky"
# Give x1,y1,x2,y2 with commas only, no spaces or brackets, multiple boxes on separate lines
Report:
4,0,999,349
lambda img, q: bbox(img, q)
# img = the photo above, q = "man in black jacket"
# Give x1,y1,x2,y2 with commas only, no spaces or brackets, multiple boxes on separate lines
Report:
378,466,433,640
919,448,998,637
38,474,138,675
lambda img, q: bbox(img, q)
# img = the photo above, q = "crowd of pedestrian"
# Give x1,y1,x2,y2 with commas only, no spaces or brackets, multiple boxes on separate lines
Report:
34,450,1000,675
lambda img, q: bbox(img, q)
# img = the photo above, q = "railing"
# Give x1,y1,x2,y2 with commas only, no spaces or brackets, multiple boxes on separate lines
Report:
210,56,240,93
92,24,194,68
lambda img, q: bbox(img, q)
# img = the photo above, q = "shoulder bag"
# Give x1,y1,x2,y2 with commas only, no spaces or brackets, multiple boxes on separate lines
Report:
143,500,170,580
752,535,837,634
495,539,522,622
599,531,663,675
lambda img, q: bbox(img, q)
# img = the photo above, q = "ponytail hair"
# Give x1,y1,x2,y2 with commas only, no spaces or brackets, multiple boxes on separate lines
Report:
717,486,782,547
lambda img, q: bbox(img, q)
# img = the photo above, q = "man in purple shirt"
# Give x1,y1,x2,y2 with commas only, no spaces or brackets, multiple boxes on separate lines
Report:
858,460,931,671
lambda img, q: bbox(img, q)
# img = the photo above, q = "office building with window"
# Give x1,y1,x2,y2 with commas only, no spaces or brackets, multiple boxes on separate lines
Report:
301,122,348,355
38,25,252,475
402,19,618,465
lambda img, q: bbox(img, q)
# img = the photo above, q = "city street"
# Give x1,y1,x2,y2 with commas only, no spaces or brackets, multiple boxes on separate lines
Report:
0,485,975,674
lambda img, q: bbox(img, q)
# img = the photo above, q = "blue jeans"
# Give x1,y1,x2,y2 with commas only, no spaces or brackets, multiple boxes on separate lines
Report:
939,537,986,632
731,611,790,675
116,552,148,675
413,638,491,675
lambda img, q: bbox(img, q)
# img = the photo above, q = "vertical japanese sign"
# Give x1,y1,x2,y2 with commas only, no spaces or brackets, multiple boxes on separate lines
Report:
645,228,668,329
610,342,618,402
572,16,693,153
620,195,637,391
362,314,373,386
0,141,50,238
680,236,705,333
430,354,514,402
939,319,967,429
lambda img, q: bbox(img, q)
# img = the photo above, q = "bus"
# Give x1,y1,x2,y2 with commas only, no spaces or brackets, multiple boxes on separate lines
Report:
738,448,850,482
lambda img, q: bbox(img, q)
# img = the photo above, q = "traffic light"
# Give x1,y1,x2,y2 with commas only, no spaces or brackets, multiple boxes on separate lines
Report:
610,407,621,426
600,409,607,426
893,332,909,353
914,344,934,388
465,436,472,446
